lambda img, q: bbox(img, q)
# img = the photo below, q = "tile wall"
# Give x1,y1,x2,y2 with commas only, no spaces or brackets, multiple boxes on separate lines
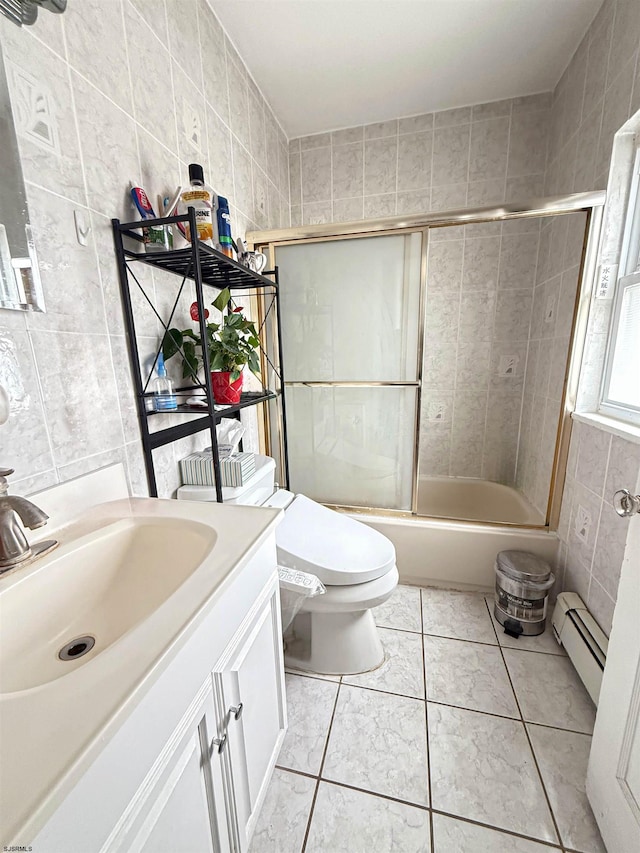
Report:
544,0,640,197
516,211,587,515
557,421,640,635
420,219,542,485
0,0,289,498
420,209,587,504
544,0,640,632
289,94,551,226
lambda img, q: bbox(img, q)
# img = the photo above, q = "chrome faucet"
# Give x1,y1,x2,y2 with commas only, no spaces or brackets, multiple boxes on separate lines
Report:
0,467,57,573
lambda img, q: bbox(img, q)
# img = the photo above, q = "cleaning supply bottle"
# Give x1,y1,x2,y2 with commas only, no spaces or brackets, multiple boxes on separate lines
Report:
216,195,234,258
152,352,178,411
180,164,217,247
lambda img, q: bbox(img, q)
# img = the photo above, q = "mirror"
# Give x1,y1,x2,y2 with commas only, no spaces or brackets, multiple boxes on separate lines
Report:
0,40,45,312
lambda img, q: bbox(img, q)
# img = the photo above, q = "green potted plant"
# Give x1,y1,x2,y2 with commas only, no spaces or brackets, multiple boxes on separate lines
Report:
162,288,261,404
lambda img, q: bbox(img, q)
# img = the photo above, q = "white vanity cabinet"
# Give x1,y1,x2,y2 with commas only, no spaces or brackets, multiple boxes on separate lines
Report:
113,682,231,853
214,586,286,851
31,538,286,853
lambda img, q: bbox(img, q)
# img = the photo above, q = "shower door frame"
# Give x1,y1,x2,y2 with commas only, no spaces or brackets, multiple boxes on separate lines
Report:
250,191,606,531
259,227,428,515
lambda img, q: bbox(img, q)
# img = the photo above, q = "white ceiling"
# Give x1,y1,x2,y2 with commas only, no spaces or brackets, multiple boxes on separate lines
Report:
211,0,603,138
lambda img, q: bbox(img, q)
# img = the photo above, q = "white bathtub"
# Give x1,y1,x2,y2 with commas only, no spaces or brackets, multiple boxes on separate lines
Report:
349,486,558,590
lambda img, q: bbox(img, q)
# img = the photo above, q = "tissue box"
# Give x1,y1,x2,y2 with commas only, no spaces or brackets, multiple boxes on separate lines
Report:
180,451,256,487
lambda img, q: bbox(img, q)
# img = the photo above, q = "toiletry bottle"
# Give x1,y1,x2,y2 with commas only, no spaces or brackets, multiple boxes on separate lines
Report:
216,195,234,258
152,353,178,411
180,164,217,247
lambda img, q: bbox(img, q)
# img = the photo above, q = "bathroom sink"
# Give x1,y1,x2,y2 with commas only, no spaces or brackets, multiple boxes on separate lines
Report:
0,516,216,693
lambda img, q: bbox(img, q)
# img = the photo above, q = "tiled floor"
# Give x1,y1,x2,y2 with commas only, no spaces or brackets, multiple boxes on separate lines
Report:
250,586,605,853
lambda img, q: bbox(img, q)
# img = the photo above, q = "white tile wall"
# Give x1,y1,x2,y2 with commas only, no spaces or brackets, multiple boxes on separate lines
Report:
0,0,289,497
290,94,551,225
516,212,587,514
545,0,640,627
419,220,542,484
557,421,640,635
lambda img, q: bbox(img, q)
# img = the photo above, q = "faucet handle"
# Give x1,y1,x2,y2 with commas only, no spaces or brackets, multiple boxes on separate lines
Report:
0,468,14,477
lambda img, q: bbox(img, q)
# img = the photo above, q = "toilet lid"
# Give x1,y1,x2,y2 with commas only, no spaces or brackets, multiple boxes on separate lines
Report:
275,495,396,585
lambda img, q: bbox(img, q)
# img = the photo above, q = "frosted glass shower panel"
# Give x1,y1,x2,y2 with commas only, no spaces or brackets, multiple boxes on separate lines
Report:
276,233,422,381
288,386,417,510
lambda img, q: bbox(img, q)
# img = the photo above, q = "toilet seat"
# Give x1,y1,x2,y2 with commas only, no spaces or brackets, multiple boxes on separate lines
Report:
275,494,396,586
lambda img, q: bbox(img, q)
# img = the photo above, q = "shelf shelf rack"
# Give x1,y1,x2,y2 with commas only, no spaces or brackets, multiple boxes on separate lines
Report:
112,207,289,500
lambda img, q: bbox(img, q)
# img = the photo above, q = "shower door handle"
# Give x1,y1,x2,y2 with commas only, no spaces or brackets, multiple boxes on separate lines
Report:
613,489,640,518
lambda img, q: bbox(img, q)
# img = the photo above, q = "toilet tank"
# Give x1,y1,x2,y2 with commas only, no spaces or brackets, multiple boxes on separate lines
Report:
177,454,276,506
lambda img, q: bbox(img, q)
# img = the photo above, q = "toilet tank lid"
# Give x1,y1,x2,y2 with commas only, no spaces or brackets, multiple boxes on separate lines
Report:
276,495,396,585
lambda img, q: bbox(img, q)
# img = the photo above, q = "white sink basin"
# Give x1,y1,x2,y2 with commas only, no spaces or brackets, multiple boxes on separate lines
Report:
0,516,216,693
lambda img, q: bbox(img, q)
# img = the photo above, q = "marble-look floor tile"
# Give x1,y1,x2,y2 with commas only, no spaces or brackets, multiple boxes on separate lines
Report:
528,725,605,853
424,635,519,718
428,704,557,843
323,685,429,806
486,597,566,656
285,668,340,682
432,813,559,852
343,627,425,699
422,589,498,644
504,650,596,733
374,584,422,632
248,769,315,853
277,674,338,775
305,783,431,853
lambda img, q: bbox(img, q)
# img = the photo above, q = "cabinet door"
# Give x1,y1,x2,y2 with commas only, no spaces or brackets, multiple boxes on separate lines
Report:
214,582,287,852
106,683,232,853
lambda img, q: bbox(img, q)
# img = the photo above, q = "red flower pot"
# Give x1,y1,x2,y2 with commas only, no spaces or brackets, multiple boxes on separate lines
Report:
211,371,243,404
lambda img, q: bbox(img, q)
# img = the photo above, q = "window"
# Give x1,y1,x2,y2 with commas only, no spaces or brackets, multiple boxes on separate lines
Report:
600,147,640,425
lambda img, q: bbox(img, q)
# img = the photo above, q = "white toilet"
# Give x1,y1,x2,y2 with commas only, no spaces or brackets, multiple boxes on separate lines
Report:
177,455,398,675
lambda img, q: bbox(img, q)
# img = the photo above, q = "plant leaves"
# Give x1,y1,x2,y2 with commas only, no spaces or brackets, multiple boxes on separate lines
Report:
247,350,261,377
182,341,199,380
162,329,183,360
212,287,231,313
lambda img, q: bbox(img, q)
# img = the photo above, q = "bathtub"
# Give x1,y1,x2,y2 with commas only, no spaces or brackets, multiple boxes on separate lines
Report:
416,477,546,526
348,478,558,589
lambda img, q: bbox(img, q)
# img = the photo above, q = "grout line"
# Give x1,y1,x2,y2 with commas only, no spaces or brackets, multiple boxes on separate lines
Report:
427,694,585,736
278,770,566,851
374,623,423,636
23,334,57,479
285,670,341,684
483,597,566,850
274,765,318,781
420,588,436,852
422,629,500,648
299,679,342,853
319,777,430,813
339,663,423,700
393,121,399,215
522,718,594,739
430,807,564,850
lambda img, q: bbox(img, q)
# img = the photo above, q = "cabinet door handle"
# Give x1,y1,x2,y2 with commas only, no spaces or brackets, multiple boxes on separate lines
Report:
229,703,244,721
210,732,227,755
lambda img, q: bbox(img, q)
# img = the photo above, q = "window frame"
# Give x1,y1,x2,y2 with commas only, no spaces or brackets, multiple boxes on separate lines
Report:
599,145,640,426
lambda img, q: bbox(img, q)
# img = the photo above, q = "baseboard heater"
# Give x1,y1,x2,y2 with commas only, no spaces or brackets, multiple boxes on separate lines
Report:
552,592,608,706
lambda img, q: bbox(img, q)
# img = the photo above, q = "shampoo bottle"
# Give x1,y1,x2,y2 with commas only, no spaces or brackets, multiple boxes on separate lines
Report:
152,353,178,411
180,163,217,247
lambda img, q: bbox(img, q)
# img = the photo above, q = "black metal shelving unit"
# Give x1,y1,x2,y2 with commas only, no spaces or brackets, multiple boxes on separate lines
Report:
112,208,289,501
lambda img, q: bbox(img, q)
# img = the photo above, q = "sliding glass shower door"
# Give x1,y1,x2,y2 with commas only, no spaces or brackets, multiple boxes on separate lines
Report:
274,232,423,510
